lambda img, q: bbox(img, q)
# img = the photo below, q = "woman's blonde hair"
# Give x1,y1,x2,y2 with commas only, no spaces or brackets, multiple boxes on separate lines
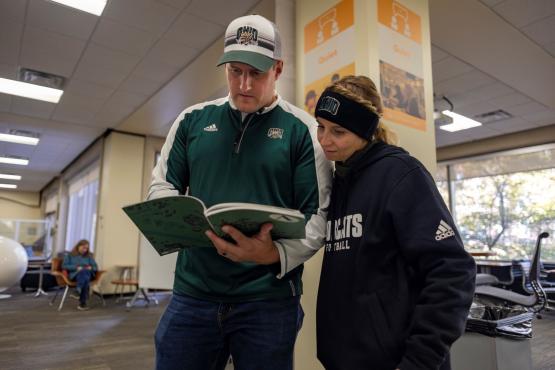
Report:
70,239,92,256
326,75,398,145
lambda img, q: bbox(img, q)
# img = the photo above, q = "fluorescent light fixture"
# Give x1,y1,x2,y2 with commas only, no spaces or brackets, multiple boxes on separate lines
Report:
0,133,39,145
0,78,63,103
439,110,482,132
0,156,29,166
0,174,22,180
0,183,17,189
49,0,107,16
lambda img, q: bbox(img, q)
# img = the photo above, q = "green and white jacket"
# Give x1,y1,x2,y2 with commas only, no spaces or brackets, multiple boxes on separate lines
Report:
148,94,332,302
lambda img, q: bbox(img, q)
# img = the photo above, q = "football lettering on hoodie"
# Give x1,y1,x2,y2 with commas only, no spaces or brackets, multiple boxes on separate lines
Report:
325,213,363,252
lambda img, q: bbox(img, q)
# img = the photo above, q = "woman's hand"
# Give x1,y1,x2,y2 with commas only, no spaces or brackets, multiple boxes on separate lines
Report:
205,223,280,264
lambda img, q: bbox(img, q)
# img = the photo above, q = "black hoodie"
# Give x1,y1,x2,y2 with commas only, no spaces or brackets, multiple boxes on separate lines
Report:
316,141,476,370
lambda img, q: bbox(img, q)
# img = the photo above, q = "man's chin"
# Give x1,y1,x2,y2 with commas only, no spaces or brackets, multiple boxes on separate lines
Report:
234,101,259,113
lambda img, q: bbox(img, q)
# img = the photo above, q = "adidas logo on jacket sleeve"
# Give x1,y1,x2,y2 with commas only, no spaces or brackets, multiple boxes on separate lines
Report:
435,219,455,241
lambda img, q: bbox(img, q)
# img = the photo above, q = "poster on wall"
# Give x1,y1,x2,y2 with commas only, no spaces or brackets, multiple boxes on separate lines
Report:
303,0,355,115
378,0,426,131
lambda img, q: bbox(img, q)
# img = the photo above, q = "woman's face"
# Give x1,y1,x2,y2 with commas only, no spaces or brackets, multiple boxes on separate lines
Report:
78,243,89,255
316,117,368,162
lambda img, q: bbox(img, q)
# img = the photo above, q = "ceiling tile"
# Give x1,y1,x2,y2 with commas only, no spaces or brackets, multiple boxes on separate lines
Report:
457,100,497,117
165,12,224,49
431,45,450,62
107,91,149,110
94,103,134,125
63,79,115,101
119,74,164,96
435,70,496,97
92,18,157,57
27,0,98,40
21,26,87,77
0,62,17,79
0,0,26,23
52,94,106,125
522,109,555,126
432,56,473,83
435,129,472,148
479,0,505,6
521,15,555,46
484,117,532,132
103,0,180,37
465,125,501,140
459,82,515,105
149,38,199,68
156,0,193,10
492,0,555,28
506,101,550,117
185,0,258,26
73,44,142,88
1,141,37,159
72,65,128,89
78,43,142,73
0,20,23,65
10,97,57,120
486,92,532,109
0,95,11,112
133,57,180,83
543,41,555,57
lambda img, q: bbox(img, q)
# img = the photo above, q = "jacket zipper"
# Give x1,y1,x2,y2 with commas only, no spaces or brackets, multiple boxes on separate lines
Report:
233,113,256,154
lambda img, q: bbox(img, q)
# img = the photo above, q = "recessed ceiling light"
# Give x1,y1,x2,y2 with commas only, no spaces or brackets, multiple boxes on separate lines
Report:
0,174,22,180
0,78,63,103
0,156,29,166
0,133,40,145
439,110,482,132
0,184,17,189
49,0,107,16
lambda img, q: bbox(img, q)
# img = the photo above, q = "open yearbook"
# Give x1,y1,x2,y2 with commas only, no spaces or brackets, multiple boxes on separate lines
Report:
123,195,306,256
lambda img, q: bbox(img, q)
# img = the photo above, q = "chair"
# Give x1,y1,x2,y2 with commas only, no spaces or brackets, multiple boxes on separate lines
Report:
474,232,550,314
49,256,105,311
475,273,499,286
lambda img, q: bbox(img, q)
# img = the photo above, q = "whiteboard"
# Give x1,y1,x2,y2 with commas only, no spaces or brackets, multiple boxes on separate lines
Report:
138,235,176,290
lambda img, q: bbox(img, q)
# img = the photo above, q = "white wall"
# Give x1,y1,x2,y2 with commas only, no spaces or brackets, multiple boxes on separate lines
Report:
0,191,42,220
95,131,145,293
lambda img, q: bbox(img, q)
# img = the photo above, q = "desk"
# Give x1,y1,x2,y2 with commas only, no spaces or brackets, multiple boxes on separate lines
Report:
469,251,496,258
27,257,50,297
475,260,514,283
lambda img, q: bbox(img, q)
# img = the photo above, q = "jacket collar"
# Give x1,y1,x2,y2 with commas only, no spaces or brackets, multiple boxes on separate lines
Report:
227,92,281,115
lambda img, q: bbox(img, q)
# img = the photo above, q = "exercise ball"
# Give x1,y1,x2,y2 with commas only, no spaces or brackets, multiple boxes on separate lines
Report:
0,236,28,296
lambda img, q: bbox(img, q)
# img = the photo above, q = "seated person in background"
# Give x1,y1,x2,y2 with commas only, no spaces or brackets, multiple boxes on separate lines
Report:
62,239,97,311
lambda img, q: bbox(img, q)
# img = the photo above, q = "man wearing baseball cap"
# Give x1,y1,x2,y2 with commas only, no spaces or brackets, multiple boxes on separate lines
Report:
149,14,332,370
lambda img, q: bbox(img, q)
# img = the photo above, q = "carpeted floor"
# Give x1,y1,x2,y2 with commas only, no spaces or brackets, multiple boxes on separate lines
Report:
0,286,554,370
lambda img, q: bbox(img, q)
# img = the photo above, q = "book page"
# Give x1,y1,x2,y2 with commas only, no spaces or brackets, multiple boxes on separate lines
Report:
123,195,212,255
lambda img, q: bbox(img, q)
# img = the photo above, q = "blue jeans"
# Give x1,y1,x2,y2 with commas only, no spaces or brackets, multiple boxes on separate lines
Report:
74,269,94,305
155,293,304,370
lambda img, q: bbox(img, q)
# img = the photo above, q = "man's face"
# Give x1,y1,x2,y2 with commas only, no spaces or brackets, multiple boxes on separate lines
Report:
226,61,283,113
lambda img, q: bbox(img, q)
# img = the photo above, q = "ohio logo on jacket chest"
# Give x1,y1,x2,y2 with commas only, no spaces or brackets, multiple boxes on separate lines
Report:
324,213,363,252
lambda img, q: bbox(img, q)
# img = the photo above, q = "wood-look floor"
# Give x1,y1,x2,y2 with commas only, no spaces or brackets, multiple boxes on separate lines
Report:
0,287,554,370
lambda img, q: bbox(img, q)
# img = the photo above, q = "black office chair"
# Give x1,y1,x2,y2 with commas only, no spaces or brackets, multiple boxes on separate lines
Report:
474,232,550,314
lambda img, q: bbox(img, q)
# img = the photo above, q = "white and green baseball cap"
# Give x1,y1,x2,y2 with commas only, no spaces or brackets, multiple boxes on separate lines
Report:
217,15,282,72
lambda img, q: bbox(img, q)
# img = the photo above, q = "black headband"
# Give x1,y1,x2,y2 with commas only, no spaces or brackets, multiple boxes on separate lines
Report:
315,90,380,140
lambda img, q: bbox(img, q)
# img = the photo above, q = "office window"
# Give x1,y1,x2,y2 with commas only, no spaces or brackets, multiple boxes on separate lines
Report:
438,145,555,261
65,164,99,252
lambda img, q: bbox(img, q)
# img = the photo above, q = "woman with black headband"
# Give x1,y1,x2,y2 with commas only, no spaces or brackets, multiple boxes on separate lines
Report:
314,75,476,370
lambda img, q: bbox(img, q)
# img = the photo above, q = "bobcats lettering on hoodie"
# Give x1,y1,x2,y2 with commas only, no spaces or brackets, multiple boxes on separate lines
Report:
324,213,363,252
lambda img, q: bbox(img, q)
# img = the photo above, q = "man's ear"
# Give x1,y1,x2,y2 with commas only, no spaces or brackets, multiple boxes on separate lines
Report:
273,60,284,79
